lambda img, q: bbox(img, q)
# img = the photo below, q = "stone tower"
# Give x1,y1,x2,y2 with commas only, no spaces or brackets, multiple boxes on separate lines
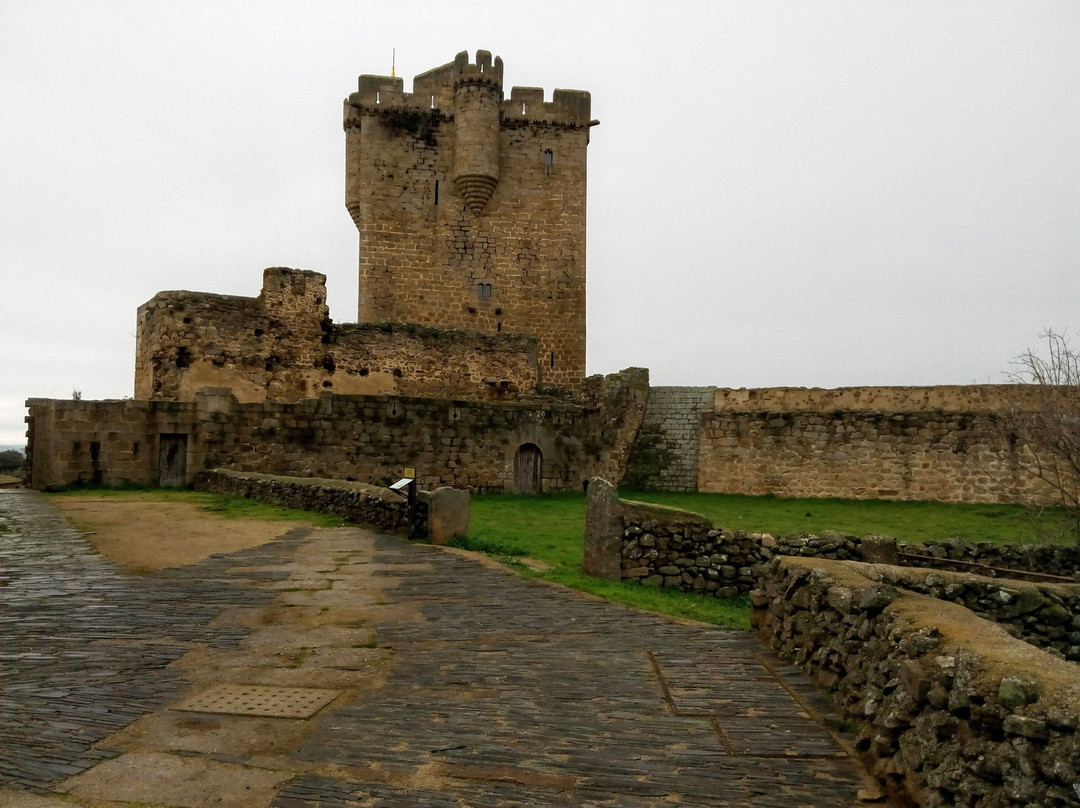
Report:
343,50,593,388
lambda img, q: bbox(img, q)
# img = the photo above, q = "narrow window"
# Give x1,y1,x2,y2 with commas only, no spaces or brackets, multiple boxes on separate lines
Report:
430,94,435,108
376,90,381,104
543,149,554,175
434,180,439,205
497,322,502,332
132,441,140,457
90,441,101,463
521,102,526,114
550,351,555,368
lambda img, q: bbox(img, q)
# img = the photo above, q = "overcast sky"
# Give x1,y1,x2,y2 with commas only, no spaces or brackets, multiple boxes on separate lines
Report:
2,1,1078,445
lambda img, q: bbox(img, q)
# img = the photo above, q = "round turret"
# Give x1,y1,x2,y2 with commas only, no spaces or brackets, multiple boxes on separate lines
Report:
452,50,503,215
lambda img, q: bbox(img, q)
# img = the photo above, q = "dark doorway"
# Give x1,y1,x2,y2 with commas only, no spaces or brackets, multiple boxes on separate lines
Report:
514,443,542,494
158,433,188,488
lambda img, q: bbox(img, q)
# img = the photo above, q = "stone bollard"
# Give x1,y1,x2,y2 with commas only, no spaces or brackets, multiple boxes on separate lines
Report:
428,487,470,546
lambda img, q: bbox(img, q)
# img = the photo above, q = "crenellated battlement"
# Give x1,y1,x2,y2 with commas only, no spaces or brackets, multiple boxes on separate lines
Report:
503,86,591,127
344,50,591,127
452,49,503,91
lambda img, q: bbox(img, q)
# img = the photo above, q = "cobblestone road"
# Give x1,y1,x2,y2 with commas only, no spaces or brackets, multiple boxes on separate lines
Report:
0,491,875,807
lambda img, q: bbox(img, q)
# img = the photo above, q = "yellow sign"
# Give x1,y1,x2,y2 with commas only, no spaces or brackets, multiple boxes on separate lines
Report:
404,467,415,478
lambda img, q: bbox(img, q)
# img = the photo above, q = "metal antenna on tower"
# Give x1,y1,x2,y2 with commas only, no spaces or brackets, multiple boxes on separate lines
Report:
391,48,396,78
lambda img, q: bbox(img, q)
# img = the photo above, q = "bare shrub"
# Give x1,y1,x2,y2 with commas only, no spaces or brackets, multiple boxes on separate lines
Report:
1000,329,1080,541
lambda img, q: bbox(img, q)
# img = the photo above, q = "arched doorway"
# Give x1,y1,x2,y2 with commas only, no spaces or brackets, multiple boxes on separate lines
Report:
514,443,542,494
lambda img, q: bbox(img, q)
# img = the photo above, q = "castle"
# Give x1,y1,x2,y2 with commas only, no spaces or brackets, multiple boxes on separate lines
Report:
23,50,1058,506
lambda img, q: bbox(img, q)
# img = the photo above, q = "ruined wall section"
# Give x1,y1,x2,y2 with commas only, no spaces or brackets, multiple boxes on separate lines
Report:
136,267,540,403
344,50,591,389
24,397,208,489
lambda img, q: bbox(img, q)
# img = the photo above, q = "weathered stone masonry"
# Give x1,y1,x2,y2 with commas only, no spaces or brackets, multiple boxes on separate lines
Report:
619,383,1065,505
136,267,539,404
623,386,714,490
345,50,593,389
26,369,648,493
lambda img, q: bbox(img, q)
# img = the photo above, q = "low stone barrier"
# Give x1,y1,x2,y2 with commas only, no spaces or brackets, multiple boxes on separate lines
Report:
901,538,1080,580
194,469,468,542
582,479,1080,600
855,564,1080,663
583,477,769,597
752,556,1080,807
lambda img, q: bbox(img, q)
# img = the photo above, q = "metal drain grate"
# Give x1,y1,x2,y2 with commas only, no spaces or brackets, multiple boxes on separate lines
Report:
175,685,341,719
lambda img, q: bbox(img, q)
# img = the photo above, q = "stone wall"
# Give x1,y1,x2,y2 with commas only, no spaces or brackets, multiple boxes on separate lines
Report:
623,386,715,491
854,563,1080,662
193,469,429,538
345,50,592,388
582,481,1080,601
136,267,540,404
696,384,1074,506
697,408,1058,504
752,556,1080,807
24,397,205,490
616,500,769,597
712,384,1050,414
26,369,648,493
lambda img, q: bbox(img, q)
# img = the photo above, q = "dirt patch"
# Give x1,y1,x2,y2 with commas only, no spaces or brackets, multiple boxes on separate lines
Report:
49,494,299,570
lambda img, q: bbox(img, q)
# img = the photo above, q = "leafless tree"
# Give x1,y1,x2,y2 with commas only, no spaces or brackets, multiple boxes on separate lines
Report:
1000,329,1080,541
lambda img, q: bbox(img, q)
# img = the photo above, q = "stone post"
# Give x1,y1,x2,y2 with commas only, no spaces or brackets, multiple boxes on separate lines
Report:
429,487,471,546
582,476,622,580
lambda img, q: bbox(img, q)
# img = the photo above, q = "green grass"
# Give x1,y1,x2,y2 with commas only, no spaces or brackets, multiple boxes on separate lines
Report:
49,487,350,528
460,491,1078,630
621,490,1071,546
457,492,752,628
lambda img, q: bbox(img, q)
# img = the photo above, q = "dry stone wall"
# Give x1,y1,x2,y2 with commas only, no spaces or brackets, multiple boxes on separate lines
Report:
582,481,1080,601
194,469,426,537
855,563,1080,663
752,556,1080,807
616,500,770,597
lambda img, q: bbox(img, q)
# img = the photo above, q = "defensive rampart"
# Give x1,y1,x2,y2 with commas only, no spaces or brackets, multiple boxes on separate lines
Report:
624,383,1066,505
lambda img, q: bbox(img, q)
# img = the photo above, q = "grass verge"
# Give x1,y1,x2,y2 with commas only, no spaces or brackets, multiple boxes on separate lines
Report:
461,490,1079,630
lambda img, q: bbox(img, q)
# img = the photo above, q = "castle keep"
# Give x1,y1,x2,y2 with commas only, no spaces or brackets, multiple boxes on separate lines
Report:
345,50,592,388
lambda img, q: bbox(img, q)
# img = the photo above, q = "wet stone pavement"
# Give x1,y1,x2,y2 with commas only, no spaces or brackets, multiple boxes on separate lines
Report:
0,491,875,807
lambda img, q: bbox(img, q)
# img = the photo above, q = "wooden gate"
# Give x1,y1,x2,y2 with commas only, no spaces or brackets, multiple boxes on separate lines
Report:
513,443,542,494
158,433,188,488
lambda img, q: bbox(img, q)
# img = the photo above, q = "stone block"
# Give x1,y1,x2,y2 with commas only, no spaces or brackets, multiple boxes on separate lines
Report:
428,486,470,546
582,477,621,580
